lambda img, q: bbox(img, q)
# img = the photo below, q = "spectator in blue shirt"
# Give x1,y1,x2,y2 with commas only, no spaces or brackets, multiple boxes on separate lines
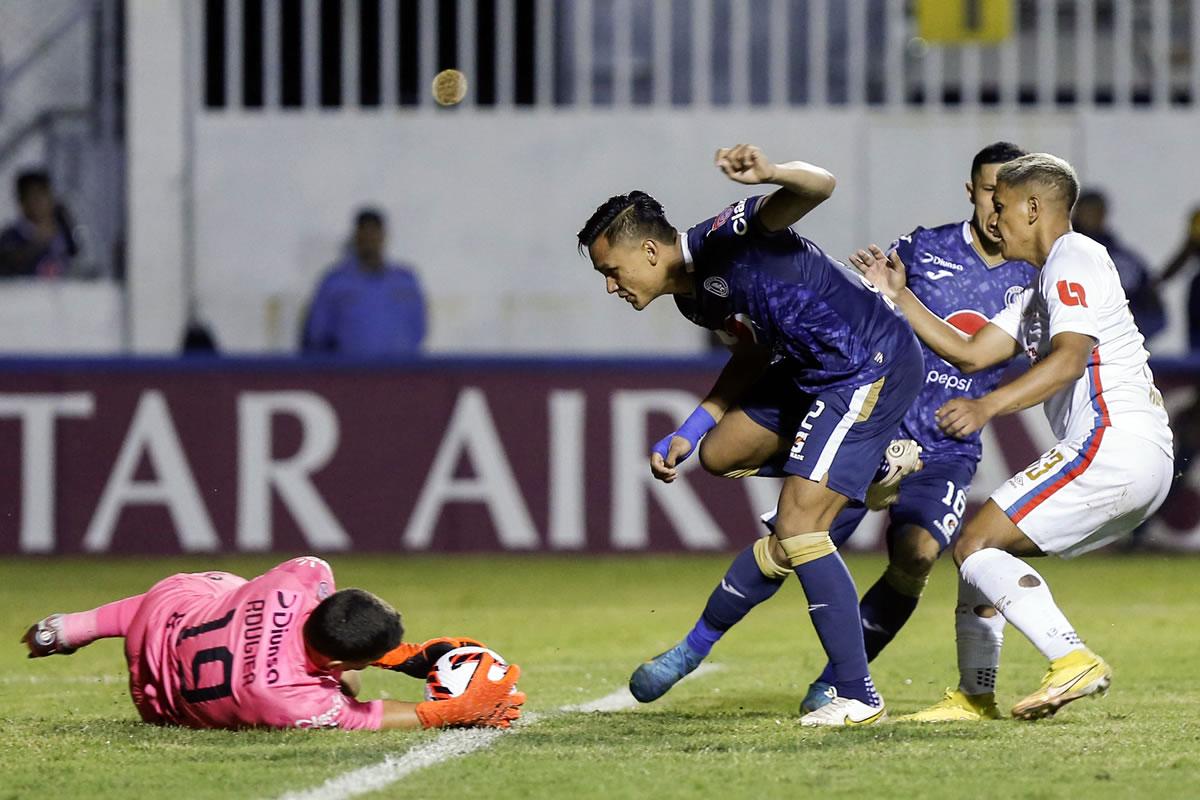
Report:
0,170,78,278
301,208,427,356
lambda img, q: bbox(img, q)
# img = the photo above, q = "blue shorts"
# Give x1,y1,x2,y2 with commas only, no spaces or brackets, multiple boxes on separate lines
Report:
830,456,978,551
741,355,923,503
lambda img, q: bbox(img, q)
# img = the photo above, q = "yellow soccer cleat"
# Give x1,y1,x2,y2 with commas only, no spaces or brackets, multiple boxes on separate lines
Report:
1011,649,1112,721
899,689,1001,722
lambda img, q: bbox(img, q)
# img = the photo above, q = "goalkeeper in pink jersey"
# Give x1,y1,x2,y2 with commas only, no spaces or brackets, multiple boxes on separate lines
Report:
20,556,524,731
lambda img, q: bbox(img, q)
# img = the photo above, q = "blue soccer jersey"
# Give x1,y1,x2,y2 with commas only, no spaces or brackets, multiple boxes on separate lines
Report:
675,195,919,395
892,221,1037,461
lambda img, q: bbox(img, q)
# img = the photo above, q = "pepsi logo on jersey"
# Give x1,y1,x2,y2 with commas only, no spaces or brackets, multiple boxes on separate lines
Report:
925,369,973,392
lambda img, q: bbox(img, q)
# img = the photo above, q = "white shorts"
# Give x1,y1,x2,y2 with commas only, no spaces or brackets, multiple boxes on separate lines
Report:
990,426,1173,558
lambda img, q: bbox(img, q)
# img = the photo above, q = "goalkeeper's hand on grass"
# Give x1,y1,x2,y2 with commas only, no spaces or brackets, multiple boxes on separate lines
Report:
373,636,486,678
414,654,525,730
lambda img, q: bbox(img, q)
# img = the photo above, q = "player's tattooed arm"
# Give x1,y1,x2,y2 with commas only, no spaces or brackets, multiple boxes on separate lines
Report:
937,331,1094,438
850,245,1020,373
714,144,836,232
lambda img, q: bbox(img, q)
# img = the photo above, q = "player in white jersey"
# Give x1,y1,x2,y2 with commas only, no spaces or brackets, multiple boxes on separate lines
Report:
852,153,1173,721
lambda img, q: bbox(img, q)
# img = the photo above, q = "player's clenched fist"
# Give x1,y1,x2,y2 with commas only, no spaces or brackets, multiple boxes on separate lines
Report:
415,655,525,730
715,144,776,185
650,406,716,483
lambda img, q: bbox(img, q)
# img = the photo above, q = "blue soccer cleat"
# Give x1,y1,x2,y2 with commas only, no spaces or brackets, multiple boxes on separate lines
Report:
629,641,704,703
800,680,836,713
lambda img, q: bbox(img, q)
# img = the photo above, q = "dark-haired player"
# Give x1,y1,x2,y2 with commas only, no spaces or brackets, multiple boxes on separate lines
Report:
611,143,1038,718
578,145,924,726
22,556,524,730
787,142,1039,711
856,152,1172,721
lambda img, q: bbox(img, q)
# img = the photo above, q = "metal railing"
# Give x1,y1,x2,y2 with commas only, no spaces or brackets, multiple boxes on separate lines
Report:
0,0,124,281
199,0,1200,111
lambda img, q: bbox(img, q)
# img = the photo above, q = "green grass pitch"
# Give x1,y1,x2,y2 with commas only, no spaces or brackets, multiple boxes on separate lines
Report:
2,553,1198,799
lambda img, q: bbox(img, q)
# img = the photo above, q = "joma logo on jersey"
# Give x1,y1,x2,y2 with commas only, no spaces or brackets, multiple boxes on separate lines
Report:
789,400,826,460
1056,280,1088,307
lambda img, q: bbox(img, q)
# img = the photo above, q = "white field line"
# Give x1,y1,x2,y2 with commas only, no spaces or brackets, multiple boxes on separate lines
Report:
0,673,126,685
275,663,723,800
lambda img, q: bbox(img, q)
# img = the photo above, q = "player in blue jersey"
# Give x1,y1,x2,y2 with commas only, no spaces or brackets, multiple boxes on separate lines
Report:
578,144,924,726
614,142,1037,720
794,142,1037,711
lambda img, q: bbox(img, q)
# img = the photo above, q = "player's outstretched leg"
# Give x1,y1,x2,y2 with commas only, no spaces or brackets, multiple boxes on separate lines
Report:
959,547,1110,720
22,594,147,658
953,501,1108,721
800,446,935,713
900,575,1003,722
629,540,787,702
802,558,930,713
772,478,885,727
791,548,885,727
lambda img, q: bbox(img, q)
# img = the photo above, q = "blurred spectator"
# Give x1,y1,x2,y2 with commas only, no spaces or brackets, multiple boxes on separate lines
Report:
1159,207,1200,351
181,317,220,356
301,208,427,356
0,170,78,278
1073,189,1165,340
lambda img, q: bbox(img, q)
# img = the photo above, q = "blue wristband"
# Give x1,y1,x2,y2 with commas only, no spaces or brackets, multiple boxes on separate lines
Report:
651,407,717,463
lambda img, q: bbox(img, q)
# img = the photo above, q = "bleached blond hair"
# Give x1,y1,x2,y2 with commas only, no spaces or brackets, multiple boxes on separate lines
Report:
995,153,1080,211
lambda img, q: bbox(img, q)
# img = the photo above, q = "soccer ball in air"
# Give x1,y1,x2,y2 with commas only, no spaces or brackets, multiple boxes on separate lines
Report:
424,646,510,701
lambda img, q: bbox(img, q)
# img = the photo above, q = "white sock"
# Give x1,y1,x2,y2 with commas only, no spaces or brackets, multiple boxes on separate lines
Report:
955,574,1004,695
960,548,1085,662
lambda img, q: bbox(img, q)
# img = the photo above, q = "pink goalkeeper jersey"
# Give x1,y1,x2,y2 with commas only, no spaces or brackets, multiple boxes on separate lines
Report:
124,556,383,730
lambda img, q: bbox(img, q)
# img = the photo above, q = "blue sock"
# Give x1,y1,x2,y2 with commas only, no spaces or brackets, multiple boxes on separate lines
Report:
684,544,785,656
815,574,920,686
859,575,920,661
793,551,880,706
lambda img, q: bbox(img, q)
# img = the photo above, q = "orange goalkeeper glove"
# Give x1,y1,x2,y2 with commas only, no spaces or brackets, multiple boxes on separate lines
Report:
373,636,485,678
415,655,525,730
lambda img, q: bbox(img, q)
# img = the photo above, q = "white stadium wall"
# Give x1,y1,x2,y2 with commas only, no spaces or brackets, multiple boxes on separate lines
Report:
163,108,1196,355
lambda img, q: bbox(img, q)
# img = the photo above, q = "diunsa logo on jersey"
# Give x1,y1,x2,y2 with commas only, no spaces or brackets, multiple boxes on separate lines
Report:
919,253,965,271
703,276,730,297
